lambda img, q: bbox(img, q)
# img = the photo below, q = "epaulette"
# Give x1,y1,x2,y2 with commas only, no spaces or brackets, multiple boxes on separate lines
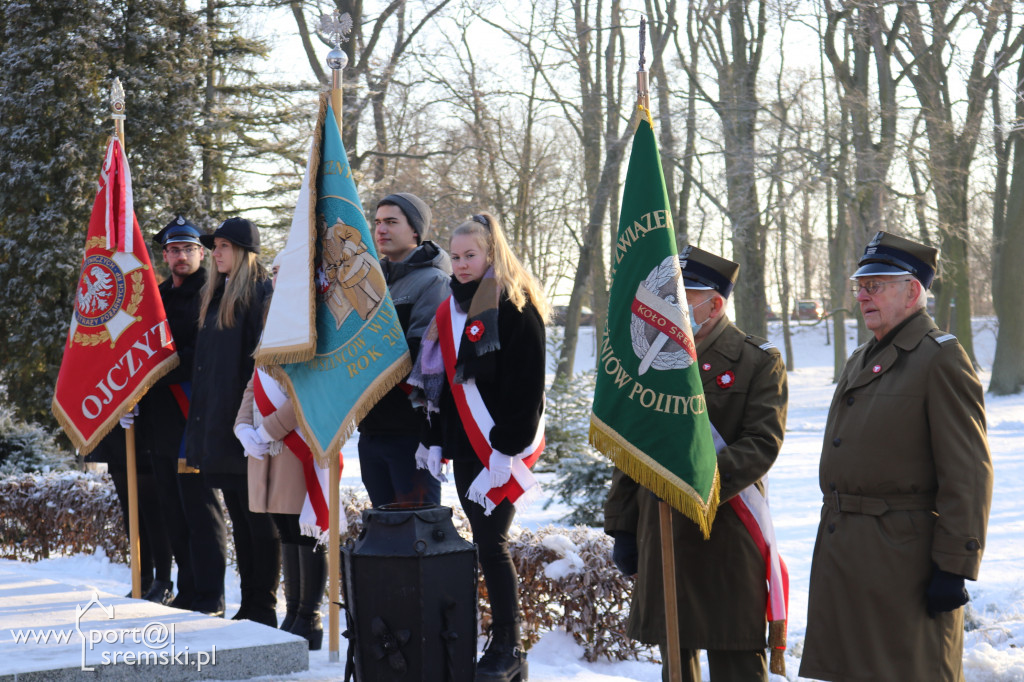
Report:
745,334,780,355
927,329,958,346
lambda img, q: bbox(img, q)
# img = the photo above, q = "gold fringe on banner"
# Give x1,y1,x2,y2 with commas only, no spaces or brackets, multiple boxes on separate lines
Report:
590,416,719,539
768,619,787,675
268,355,411,469
253,94,326,367
52,353,179,456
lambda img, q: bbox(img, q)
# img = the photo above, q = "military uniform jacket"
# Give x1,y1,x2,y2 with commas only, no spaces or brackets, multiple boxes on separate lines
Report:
799,311,992,682
604,315,787,649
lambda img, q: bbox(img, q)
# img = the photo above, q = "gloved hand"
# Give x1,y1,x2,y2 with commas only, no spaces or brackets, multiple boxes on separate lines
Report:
611,532,639,576
234,424,269,460
256,424,273,444
119,405,139,429
926,563,969,618
489,453,513,488
414,443,430,470
427,446,447,483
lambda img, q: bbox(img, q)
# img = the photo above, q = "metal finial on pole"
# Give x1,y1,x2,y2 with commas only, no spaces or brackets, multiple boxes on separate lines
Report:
637,18,651,112
320,11,353,130
111,78,126,146
639,17,647,72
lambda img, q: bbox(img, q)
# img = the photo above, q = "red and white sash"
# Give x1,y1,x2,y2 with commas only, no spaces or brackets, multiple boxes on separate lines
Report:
710,424,789,668
436,296,544,515
253,369,344,541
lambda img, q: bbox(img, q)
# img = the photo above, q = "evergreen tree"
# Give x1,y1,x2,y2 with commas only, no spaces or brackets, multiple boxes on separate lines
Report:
104,0,204,230
0,0,108,426
0,0,204,427
197,0,314,234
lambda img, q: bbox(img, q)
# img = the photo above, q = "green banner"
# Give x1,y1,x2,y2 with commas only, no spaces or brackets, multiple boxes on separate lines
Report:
590,110,719,538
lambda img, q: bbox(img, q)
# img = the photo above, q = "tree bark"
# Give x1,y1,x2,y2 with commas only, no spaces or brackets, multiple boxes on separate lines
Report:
990,54,1024,394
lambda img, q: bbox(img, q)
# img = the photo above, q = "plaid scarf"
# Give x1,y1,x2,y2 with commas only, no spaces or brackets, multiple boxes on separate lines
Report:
409,268,501,413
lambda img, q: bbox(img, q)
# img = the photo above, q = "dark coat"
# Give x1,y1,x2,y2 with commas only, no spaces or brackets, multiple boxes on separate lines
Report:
135,267,206,463
360,241,451,436
185,276,269,488
424,291,546,461
604,315,788,649
799,311,992,682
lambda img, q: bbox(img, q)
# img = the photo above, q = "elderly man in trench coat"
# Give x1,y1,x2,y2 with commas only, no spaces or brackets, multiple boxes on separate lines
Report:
605,246,788,682
799,231,993,682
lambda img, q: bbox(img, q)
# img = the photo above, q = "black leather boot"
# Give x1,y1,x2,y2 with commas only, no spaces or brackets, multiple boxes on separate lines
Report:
475,622,528,682
280,543,300,631
289,544,326,650
142,579,174,605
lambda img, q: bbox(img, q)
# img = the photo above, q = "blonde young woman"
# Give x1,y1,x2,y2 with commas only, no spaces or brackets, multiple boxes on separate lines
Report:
185,218,280,626
233,257,328,650
411,213,550,682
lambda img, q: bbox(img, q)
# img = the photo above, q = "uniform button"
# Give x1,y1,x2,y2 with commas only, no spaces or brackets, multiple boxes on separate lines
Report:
966,540,980,551
829,483,836,491
827,523,836,533
846,396,855,406
722,472,732,482
833,437,842,447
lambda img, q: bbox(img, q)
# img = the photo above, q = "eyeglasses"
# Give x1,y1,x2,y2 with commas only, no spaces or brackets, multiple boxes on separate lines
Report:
165,245,199,257
850,279,912,295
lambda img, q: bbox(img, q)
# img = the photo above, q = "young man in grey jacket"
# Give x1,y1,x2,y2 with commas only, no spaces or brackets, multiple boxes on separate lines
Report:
358,192,452,506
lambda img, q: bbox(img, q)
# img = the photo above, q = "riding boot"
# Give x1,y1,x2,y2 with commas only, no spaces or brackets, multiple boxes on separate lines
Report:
279,543,300,631
289,544,326,650
475,621,528,682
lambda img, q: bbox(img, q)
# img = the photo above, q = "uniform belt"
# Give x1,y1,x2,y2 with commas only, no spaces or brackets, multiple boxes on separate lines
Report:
823,492,935,516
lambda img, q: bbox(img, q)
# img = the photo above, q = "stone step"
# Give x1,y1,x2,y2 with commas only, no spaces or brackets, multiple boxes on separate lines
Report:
0,562,309,681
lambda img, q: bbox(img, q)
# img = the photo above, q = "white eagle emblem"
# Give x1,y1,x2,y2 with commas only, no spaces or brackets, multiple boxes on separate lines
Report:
77,265,116,315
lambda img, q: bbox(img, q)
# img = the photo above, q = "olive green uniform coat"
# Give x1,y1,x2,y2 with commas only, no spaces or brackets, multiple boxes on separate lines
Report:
799,311,992,682
604,315,788,649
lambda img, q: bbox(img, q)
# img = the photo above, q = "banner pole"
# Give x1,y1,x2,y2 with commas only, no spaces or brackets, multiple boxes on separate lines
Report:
659,500,682,682
111,77,141,600
322,12,350,663
636,17,681,681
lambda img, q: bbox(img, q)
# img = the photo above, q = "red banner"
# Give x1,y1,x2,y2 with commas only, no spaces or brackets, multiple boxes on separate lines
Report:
52,137,178,454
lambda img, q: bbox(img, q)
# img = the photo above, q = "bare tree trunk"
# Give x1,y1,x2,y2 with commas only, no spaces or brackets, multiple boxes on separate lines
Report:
896,2,1024,366
688,0,769,338
990,55,1024,394
822,1,903,345
829,71,852,383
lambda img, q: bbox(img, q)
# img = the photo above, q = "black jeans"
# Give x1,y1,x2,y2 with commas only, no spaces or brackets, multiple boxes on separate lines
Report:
221,486,281,615
358,432,441,507
454,457,519,627
177,471,227,613
111,469,170,585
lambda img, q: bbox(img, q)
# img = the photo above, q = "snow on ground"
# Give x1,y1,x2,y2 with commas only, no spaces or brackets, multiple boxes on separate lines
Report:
3,318,1023,681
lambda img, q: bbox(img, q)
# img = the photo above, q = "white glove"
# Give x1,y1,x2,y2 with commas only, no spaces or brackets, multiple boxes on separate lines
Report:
234,424,269,460
119,405,139,429
414,443,430,470
489,453,513,488
427,446,447,483
256,424,273,443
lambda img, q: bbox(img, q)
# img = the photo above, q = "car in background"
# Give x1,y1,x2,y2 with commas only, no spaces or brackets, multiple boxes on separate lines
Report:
792,299,824,322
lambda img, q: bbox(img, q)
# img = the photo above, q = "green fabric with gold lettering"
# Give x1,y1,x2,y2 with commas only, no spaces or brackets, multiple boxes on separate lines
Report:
590,111,719,537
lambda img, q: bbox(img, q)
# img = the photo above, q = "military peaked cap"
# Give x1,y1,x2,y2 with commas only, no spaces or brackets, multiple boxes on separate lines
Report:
852,231,938,290
679,245,740,299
